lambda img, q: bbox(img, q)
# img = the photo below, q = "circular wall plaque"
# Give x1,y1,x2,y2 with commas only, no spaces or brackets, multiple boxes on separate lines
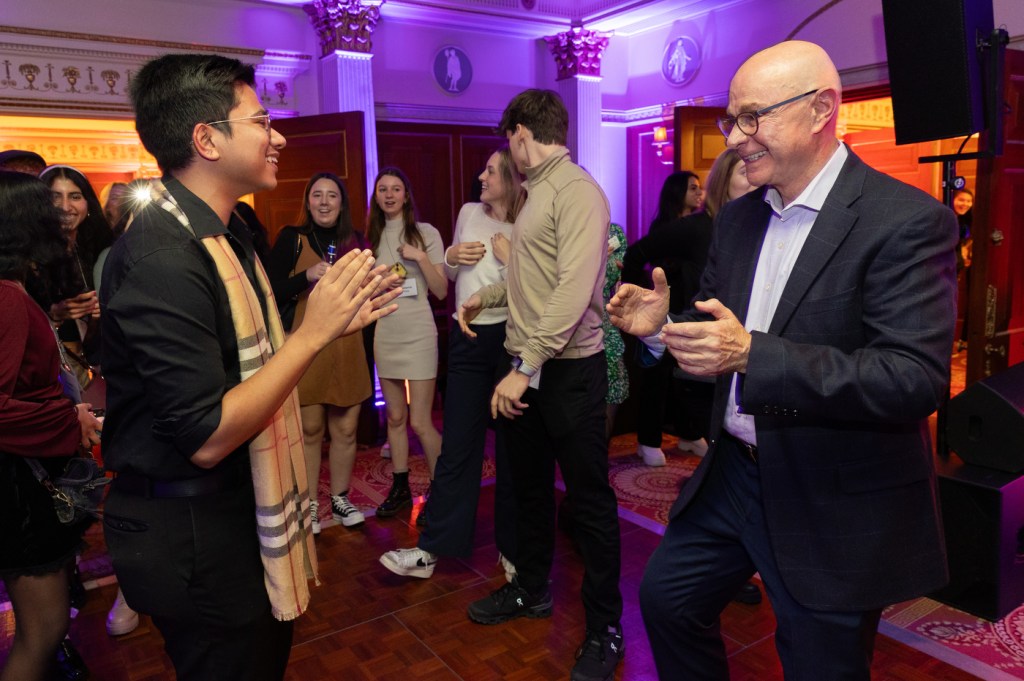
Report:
662,36,701,87
433,46,472,95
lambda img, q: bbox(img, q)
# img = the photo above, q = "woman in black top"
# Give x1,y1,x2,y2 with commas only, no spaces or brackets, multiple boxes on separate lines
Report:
266,172,371,534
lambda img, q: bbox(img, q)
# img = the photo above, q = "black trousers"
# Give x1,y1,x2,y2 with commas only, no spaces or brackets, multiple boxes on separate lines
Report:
104,481,293,681
502,352,622,632
639,435,882,680
419,322,516,560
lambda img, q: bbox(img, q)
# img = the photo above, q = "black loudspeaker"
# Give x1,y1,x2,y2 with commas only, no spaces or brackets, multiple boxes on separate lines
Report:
933,457,1024,621
881,0,994,144
947,363,1024,473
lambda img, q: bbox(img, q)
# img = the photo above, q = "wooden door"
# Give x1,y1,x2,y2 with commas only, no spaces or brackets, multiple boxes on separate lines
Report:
673,105,728,179
376,121,501,247
254,112,367,244
968,47,1024,381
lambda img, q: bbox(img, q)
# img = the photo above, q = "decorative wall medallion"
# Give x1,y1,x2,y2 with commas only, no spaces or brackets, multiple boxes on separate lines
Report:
433,46,472,95
661,36,701,87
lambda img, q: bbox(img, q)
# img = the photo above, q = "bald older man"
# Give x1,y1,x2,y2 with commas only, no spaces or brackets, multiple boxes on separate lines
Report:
609,41,957,679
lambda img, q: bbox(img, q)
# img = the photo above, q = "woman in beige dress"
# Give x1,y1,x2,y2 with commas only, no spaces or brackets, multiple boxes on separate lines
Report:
367,167,447,517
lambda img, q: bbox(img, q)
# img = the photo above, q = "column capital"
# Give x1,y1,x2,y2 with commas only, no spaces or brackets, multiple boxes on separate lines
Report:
305,0,385,57
543,26,611,81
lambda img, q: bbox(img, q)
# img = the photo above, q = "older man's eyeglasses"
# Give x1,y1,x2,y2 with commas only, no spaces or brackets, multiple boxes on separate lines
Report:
716,89,819,138
205,113,272,133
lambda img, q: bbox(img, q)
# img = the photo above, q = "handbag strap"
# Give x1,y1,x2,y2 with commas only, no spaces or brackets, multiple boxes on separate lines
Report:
25,458,64,501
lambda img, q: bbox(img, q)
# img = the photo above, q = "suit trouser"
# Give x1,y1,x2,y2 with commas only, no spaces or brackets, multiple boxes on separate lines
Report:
502,352,623,632
419,322,516,560
639,435,881,680
104,481,293,681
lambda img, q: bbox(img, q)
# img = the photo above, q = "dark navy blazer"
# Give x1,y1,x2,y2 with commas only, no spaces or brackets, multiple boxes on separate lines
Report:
670,148,958,611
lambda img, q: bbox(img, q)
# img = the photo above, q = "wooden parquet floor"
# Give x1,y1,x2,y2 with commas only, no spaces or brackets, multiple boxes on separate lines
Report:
1,481,982,680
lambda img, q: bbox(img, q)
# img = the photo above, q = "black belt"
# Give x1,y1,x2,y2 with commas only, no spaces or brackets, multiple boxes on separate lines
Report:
113,465,247,499
722,431,758,464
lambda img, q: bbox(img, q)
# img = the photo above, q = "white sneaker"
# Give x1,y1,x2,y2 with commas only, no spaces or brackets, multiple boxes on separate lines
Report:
498,553,517,583
676,437,709,457
638,444,667,467
331,493,365,527
379,547,437,578
380,442,391,459
309,500,321,536
106,588,139,636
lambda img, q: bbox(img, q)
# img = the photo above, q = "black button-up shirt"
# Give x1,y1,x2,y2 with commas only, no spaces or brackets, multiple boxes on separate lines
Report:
100,177,266,479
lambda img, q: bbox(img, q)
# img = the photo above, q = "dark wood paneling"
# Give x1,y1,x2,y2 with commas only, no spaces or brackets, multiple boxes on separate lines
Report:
256,112,368,244
376,122,501,246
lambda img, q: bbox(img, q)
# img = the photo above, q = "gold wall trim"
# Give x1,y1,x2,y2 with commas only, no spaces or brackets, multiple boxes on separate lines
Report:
0,25,263,57
0,97,132,115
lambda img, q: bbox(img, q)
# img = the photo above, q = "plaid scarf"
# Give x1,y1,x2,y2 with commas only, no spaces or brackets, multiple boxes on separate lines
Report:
149,180,318,621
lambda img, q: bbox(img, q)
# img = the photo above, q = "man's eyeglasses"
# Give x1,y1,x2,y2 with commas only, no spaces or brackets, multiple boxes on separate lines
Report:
716,89,819,138
205,113,272,133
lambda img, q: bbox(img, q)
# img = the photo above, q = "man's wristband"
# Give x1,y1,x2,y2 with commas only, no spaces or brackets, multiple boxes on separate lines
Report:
510,356,537,377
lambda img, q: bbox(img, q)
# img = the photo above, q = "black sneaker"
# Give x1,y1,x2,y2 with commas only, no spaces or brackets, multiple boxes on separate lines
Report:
376,483,412,518
571,626,625,681
467,578,553,624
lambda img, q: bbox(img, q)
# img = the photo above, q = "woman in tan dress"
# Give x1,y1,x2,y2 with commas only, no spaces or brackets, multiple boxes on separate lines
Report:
267,172,371,533
368,167,447,517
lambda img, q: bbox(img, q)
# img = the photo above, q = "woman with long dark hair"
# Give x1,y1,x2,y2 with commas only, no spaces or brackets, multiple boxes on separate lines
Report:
38,165,113,364
0,170,102,681
267,172,372,533
367,167,447,518
648,170,702,235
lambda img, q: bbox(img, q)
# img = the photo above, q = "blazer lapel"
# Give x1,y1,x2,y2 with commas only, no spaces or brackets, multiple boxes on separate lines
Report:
723,196,772,327
768,152,866,335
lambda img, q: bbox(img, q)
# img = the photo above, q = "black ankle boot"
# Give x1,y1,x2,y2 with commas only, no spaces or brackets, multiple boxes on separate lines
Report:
54,638,90,680
415,484,432,527
377,481,412,518
68,565,86,610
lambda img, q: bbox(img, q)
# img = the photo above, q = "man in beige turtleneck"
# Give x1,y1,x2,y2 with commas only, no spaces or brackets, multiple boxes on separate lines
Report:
459,88,624,681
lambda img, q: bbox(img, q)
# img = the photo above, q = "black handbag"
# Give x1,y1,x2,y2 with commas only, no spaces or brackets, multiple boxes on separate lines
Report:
26,456,110,525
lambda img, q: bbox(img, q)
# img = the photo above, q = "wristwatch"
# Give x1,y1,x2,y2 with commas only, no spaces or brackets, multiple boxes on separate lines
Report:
510,356,538,377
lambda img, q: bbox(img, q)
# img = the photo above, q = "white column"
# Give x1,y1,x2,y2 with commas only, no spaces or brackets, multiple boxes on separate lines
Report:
557,75,602,174
319,50,378,199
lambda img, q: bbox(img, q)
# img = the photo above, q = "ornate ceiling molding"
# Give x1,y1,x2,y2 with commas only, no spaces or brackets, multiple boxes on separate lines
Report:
0,25,263,57
0,27,311,118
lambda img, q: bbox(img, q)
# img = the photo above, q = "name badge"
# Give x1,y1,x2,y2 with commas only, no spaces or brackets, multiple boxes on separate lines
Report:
399,278,418,298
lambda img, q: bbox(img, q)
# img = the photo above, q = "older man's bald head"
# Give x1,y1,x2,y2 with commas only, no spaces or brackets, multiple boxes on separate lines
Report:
738,41,842,104
726,41,843,205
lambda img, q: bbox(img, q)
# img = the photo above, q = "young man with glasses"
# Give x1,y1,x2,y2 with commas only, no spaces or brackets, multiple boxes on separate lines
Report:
100,53,397,680
609,40,956,679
